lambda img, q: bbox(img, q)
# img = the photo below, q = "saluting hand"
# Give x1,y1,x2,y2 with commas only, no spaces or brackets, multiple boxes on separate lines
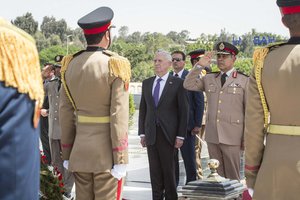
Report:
174,138,184,149
195,51,214,68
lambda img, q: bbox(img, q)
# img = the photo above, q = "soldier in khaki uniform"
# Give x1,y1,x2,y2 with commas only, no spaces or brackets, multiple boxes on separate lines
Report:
59,7,131,200
244,0,300,199
183,42,248,180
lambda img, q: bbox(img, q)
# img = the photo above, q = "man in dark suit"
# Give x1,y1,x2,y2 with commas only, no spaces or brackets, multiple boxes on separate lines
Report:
139,50,188,200
171,50,204,185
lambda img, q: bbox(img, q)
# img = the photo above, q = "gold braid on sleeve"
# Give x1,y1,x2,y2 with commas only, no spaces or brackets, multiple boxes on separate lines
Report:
0,18,44,108
253,47,269,128
60,55,77,110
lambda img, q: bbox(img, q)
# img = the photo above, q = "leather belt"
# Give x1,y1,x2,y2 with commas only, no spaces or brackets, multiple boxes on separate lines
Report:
267,124,300,136
77,115,110,123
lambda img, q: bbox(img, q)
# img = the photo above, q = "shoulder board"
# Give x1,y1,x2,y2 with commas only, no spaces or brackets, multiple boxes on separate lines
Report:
237,71,249,77
266,42,287,52
49,77,59,82
73,50,85,58
103,49,119,57
107,51,131,83
207,71,219,74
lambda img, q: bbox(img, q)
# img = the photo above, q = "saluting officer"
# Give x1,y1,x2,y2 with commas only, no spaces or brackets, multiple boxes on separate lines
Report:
0,18,44,200
59,7,131,200
183,42,248,180
244,0,300,199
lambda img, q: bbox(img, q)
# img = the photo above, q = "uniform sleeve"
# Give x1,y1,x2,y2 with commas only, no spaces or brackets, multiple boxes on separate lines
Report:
183,67,205,91
59,84,76,160
110,77,129,165
244,67,266,188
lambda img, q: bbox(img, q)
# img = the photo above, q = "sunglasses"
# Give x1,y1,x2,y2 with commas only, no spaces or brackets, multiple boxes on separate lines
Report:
172,58,183,62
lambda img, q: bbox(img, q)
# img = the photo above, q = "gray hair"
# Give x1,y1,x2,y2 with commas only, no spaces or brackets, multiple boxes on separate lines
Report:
155,49,172,62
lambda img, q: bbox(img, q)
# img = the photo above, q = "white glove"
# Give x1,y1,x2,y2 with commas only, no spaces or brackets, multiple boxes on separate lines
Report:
248,188,254,197
110,164,127,180
63,160,69,170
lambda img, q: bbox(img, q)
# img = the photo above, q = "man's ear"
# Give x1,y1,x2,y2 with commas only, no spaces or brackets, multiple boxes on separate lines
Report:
105,31,110,41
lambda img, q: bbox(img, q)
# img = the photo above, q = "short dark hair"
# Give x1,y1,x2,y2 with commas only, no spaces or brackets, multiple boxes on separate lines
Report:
171,50,186,61
282,13,300,32
84,31,106,45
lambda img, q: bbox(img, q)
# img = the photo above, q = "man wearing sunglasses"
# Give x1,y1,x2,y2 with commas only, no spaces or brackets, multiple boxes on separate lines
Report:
183,42,249,182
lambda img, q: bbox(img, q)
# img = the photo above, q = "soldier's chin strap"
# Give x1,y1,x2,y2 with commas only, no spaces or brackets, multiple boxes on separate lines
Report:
107,29,112,49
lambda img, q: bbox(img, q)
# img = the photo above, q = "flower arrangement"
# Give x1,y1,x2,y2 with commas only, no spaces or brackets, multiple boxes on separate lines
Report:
39,152,64,200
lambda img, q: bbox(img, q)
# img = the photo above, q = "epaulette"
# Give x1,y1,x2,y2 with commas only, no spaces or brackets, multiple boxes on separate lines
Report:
103,49,119,57
73,50,85,58
104,50,131,85
0,18,43,107
237,71,249,77
49,77,59,82
0,18,44,128
265,42,286,52
207,71,219,74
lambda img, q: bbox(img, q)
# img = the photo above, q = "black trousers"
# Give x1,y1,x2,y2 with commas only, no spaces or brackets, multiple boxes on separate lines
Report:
147,126,178,200
39,116,51,164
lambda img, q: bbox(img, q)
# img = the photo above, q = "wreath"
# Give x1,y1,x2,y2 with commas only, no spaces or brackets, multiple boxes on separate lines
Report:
39,151,64,200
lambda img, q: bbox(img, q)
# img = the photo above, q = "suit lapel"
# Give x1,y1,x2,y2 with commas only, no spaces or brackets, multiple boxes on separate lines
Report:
157,74,173,107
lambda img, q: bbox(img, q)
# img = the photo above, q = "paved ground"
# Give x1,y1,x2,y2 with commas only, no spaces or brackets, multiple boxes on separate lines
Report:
54,111,217,199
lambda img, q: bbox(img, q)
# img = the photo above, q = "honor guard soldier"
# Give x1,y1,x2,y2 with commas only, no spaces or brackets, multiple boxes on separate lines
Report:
0,18,44,200
183,42,248,181
244,0,300,199
59,7,131,200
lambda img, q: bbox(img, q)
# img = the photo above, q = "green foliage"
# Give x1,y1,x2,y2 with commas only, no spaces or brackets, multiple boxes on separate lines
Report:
12,12,38,35
234,58,253,76
41,16,67,42
131,61,154,82
39,45,81,65
129,94,136,127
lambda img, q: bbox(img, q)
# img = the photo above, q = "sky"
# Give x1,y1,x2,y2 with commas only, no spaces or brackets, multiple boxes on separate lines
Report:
2,0,289,38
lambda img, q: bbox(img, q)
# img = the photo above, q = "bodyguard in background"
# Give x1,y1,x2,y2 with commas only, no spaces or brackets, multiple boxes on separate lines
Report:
244,0,300,199
139,50,188,199
0,18,44,200
171,50,204,184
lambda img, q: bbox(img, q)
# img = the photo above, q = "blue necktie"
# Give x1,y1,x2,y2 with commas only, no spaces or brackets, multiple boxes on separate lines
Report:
153,78,163,107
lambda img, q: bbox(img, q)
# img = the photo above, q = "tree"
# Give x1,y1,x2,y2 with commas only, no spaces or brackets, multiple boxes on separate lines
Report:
12,12,38,35
40,16,67,42
118,26,129,39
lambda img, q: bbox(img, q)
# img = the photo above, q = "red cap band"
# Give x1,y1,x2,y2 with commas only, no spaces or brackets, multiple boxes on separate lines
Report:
223,47,236,55
83,22,111,35
281,5,300,15
190,54,204,59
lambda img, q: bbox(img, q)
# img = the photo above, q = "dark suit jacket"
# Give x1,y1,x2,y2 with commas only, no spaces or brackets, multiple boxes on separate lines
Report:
171,70,204,132
138,74,189,146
